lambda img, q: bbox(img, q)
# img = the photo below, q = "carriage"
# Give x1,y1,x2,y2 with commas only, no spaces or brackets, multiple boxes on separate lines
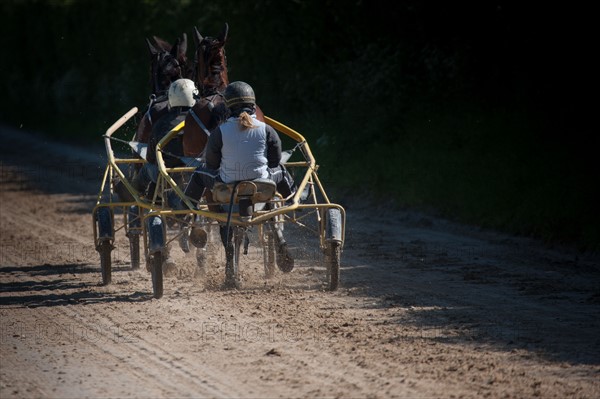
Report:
93,23,345,297
92,107,346,298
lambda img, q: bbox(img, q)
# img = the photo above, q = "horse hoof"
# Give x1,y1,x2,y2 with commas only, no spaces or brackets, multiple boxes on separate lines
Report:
276,243,294,273
190,226,208,248
222,278,237,290
178,227,191,253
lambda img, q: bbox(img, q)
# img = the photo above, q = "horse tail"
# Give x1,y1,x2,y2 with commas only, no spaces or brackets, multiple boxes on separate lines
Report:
238,112,257,130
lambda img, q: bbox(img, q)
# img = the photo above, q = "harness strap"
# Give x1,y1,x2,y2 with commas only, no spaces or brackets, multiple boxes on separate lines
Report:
145,95,157,125
145,93,167,126
189,108,212,137
104,135,131,145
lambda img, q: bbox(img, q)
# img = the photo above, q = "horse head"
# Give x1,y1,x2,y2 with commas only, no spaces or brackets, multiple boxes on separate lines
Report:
193,23,229,96
135,34,188,144
146,34,189,95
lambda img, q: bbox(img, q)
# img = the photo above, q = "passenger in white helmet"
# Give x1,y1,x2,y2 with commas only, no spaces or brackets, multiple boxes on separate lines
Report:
132,78,198,194
130,78,199,268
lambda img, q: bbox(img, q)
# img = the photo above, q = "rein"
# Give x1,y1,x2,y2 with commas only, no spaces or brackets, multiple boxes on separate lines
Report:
189,93,222,135
144,92,168,125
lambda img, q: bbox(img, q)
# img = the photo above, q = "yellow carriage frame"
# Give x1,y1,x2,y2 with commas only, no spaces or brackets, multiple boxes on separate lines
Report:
92,107,346,295
154,116,346,247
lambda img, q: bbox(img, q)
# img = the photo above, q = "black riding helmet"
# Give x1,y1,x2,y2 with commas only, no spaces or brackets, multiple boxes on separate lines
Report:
224,81,256,115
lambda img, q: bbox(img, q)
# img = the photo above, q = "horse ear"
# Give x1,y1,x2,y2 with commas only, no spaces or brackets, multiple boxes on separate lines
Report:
153,36,172,51
146,38,158,56
170,38,181,57
179,33,188,59
218,22,229,44
193,26,203,46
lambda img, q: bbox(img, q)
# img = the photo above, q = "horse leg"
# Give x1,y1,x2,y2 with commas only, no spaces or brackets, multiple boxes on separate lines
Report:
220,225,236,287
270,222,294,273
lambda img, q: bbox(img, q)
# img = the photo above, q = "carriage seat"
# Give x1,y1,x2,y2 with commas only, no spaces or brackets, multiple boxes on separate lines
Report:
212,178,277,204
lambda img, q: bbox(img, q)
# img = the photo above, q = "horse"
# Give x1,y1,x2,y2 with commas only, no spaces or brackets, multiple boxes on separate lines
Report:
111,34,189,265
182,24,229,157
134,34,189,144
182,23,265,157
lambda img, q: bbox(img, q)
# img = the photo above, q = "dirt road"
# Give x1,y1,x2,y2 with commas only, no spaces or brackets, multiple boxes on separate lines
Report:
1,124,599,398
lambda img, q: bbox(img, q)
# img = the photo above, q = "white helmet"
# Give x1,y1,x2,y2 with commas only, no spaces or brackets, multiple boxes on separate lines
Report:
168,79,198,108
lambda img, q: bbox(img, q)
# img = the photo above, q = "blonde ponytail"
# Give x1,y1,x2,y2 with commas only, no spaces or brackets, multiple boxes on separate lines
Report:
238,111,257,130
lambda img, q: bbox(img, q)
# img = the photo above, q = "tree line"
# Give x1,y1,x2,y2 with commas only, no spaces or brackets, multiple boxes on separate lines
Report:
2,0,597,249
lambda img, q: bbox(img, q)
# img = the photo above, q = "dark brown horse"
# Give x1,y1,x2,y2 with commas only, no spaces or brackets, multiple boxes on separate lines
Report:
183,23,264,157
182,24,228,157
135,34,189,144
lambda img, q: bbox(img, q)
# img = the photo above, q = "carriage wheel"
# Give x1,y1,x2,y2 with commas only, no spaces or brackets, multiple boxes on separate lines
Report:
263,230,276,279
129,234,140,270
325,241,341,291
126,205,142,269
98,240,112,285
150,251,163,299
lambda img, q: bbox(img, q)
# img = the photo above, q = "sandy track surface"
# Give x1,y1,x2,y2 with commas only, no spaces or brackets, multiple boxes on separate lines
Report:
1,125,599,398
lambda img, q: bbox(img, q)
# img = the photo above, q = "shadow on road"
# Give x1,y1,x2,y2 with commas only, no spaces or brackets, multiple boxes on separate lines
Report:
339,224,600,367
0,263,153,307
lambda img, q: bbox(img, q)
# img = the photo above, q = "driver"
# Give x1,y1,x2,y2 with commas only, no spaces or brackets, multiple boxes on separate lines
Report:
131,78,198,270
176,81,296,271
182,81,296,210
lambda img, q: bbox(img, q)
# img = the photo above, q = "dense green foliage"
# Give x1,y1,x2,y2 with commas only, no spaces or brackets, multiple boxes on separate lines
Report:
1,0,597,250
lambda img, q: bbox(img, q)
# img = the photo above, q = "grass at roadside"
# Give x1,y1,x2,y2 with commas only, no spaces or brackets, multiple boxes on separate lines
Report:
305,105,598,252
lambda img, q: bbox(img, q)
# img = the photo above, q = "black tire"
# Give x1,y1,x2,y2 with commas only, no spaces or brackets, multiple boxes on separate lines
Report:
99,240,112,285
263,231,276,279
150,252,163,299
325,241,341,291
129,234,140,269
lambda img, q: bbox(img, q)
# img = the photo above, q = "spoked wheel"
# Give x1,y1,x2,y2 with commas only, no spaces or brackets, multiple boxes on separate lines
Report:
149,251,163,299
98,240,112,285
324,241,341,291
128,234,140,270
263,229,276,279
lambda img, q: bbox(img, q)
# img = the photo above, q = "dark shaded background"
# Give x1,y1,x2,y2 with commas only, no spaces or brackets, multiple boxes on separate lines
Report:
1,0,597,250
